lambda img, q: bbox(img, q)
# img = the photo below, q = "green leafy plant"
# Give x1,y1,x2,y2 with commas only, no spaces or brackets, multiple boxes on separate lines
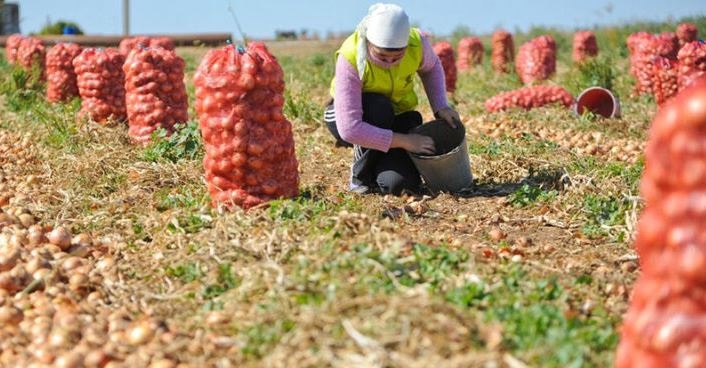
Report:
0,64,44,112
202,263,239,300
143,121,203,163
582,194,628,239
166,262,204,283
569,56,616,94
508,184,558,207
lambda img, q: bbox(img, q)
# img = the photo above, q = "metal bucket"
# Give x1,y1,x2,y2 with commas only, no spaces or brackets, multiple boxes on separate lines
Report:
408,120,473,193
573,86,621,118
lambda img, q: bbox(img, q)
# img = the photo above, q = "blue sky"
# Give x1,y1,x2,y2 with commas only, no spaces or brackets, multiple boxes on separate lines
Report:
15,0,706,39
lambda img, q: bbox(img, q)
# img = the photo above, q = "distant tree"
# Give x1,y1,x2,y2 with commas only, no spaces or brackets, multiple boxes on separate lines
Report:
451,25,472,39
38,20,84,35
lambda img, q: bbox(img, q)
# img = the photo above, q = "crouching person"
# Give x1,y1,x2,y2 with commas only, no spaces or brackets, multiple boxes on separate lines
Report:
323,3,461,195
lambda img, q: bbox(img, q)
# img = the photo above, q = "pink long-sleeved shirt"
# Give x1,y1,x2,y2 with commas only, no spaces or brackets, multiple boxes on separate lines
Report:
333,35,449,152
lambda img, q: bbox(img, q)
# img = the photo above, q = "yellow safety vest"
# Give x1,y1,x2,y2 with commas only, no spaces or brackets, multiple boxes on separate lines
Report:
330,28,423,114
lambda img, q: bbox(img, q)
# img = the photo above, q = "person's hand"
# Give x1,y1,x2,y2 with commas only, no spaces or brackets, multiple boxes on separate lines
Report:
392,133,435,155
435,107,462,128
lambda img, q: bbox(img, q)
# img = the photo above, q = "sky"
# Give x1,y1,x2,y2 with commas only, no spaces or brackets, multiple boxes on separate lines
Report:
13,0,706,39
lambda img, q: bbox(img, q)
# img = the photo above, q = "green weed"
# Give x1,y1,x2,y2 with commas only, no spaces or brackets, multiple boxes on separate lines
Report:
508,183,558,207
143,121,203,163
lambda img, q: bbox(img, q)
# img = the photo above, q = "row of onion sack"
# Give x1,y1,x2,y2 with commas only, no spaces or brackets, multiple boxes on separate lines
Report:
435,29,599,87
4,35,300,210
434,23,700,112
433,30,590,107
5,34,181,140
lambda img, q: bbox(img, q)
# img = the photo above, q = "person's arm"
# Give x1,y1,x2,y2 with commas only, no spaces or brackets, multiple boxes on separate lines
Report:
334,55,393,152
418,35,461,128
334,55,434,154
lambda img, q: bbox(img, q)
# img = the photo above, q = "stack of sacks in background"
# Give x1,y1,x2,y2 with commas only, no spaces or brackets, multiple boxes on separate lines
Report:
616,77,706,368
572,31,598,63
45,43,82,103
515,35,556,85
491,30,514,73
484,85,573,112
627,32,679,96
4,34,24,64
433,41,457,93
119,36,175,56
676,23,699,47
73,48,127,124
677,40,706,90
456,37,483,71
123,47,188,144
194,43,299,210
16,37,46,80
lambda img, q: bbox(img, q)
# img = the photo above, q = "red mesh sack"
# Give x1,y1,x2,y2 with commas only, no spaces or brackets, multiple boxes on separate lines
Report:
484,85,573,112
119,36,175,56
677,40,706,90
655,32,679,60
123,47,188,144
4,34,24,64
628,32,680,96
433,41,457,93
628,33,659,95
651,57,678,105
119,36,150,56
73,48,127,124
572,30,598,63
456,37,483,71
516,35,556,85
150,37,175,50
45,43,82,103
616,77,706,368
16,37,45,80
676,23,699,48
194,43,299,209
491,30,514,73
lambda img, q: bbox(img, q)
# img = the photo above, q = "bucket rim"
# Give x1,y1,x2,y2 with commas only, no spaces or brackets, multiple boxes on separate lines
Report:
573,86,621,118
409,139,464,160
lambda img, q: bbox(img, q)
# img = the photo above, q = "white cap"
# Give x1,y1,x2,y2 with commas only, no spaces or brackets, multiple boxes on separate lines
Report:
355,3,410,79
364,3,410,48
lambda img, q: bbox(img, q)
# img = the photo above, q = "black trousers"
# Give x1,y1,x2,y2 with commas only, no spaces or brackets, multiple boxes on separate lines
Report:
323,93,422,195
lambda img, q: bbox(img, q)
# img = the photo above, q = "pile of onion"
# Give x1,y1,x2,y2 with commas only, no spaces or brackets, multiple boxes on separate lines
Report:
485,85,572,112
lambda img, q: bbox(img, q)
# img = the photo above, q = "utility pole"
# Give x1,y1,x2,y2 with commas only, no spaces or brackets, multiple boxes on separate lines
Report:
123,0,130,36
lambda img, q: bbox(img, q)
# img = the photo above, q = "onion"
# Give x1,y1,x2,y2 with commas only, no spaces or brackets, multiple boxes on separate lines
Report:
47,227,72,250
0,305,23,325
126,321,155,345
149,359,177,368
488,228,507,241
